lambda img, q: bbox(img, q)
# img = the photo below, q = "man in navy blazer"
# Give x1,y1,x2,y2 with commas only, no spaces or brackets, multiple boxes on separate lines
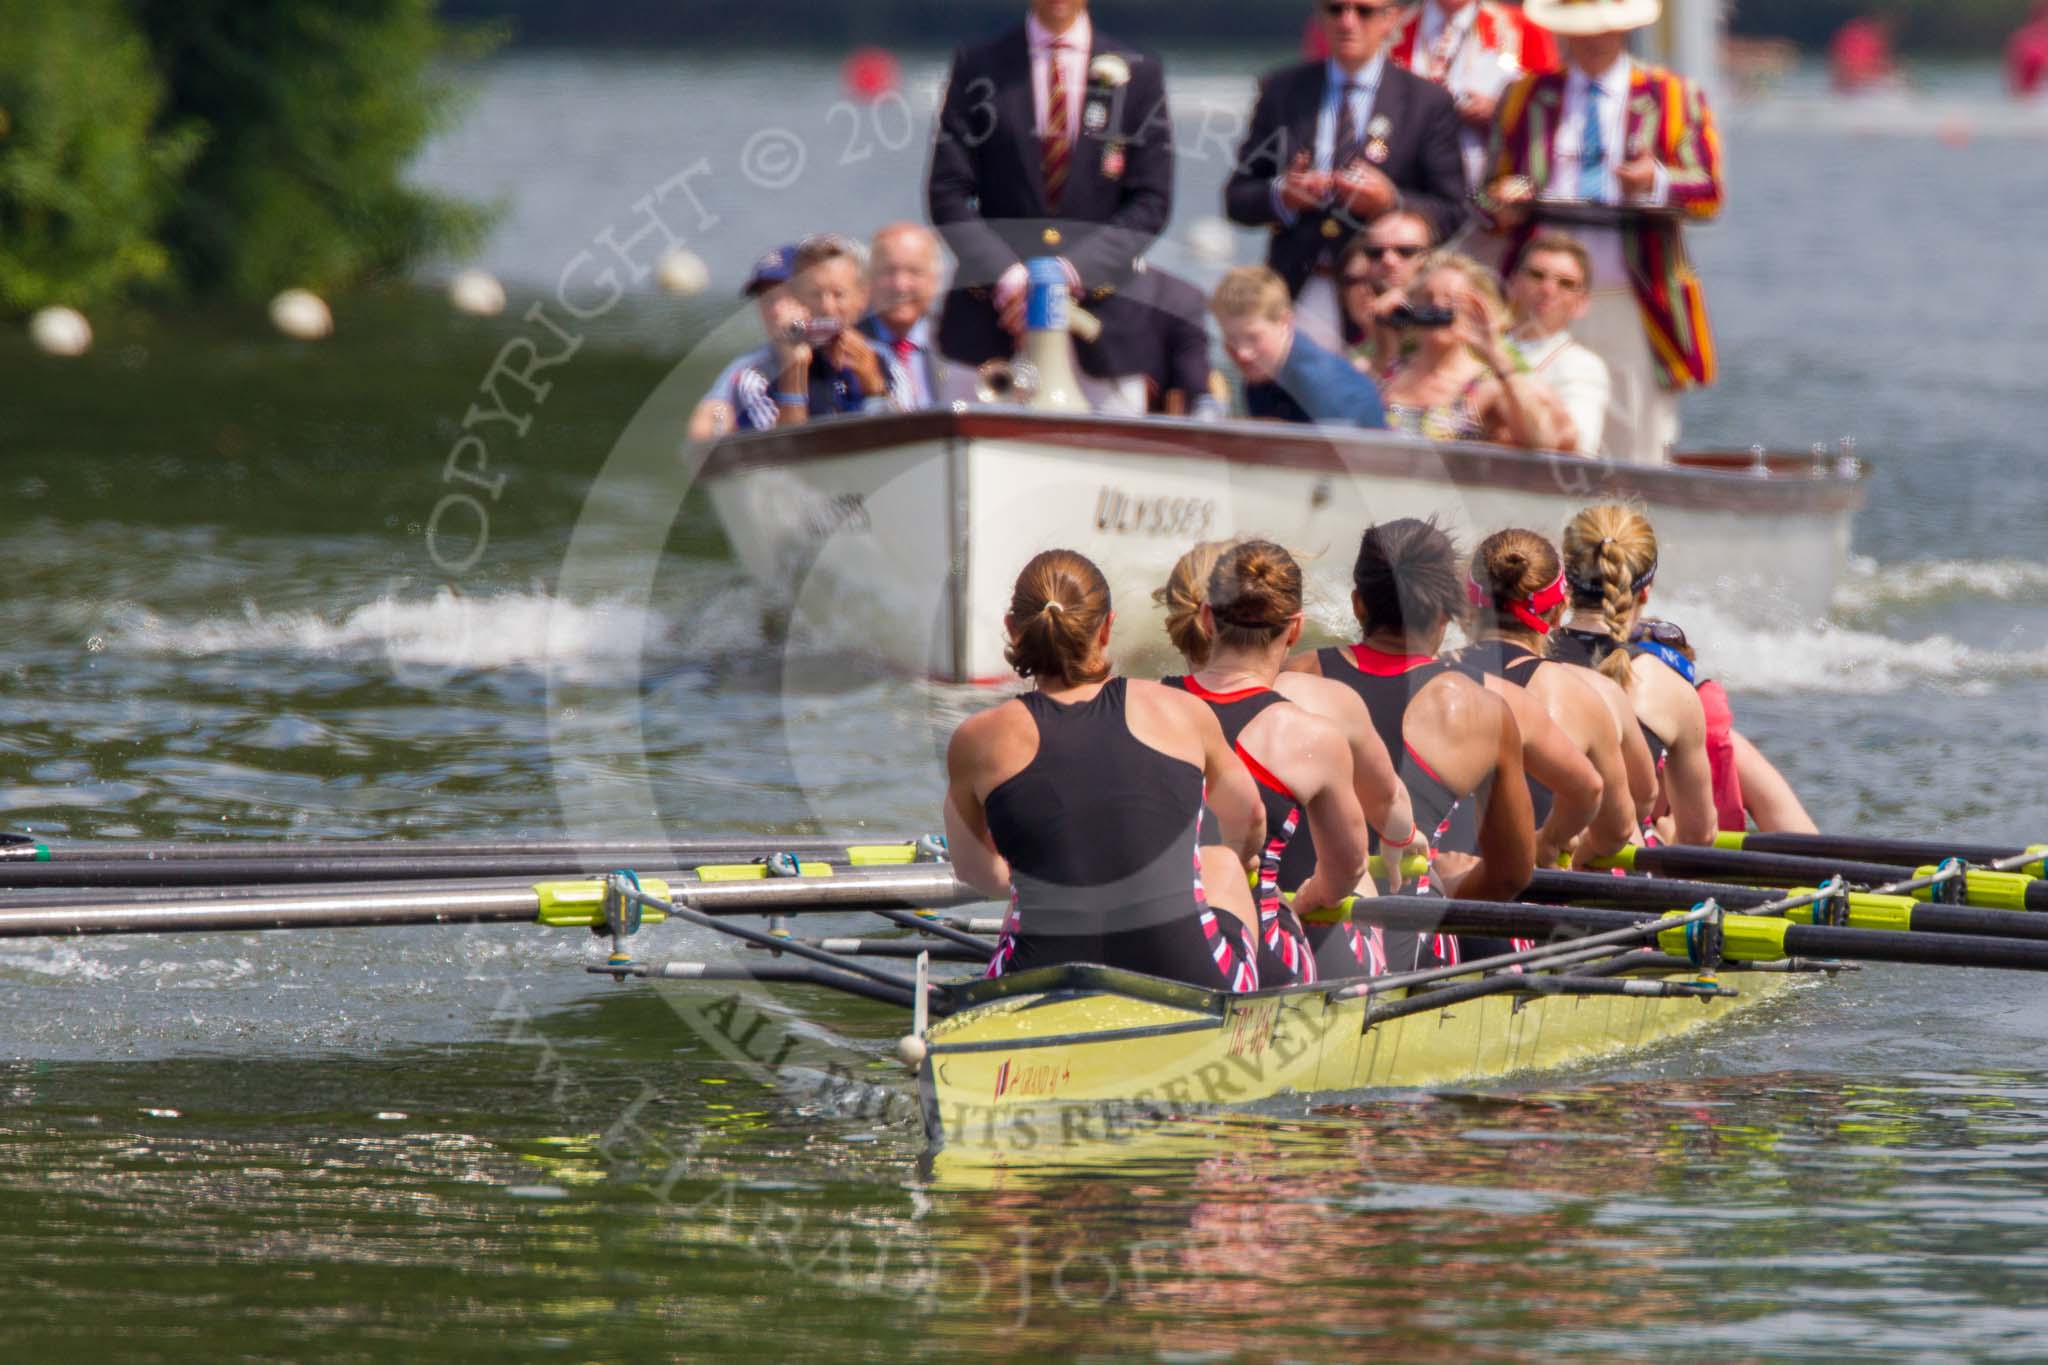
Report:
925,0,1174,380
1224,0,1467,349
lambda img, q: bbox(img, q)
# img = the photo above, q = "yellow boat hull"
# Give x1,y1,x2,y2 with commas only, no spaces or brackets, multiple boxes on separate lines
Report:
920,964,1799,1154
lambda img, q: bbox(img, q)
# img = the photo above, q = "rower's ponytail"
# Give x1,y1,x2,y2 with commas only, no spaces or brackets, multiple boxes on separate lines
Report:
1006,549,1113,685
1154,540,1234,667
1561,504,1659,692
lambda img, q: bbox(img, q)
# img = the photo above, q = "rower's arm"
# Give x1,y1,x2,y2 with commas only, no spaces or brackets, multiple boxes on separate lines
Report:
1446,693,1536,902
1659,684,1719,846
942,725,1011,901
1288,726,1371,918
1574,680,1641,859
1731,728,1818,834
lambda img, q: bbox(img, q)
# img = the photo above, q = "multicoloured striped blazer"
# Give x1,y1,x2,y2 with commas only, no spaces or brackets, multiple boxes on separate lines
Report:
1486,63,1724,391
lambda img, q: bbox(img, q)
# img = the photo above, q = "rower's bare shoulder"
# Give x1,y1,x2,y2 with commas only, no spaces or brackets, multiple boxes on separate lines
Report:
1415,667,1508,731
1128,678,1214,730
947,696,1030,768
1280,647,1325,676
1272,669,1357,718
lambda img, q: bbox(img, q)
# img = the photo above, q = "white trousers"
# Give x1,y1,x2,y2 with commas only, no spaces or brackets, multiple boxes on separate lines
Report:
1576,290,1681,466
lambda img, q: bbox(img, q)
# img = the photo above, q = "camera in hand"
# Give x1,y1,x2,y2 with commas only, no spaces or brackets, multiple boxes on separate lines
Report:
781,317,843,346
1387,302,1456,330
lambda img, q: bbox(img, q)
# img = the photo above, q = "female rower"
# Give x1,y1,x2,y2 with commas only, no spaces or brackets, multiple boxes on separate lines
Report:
1283,518,1537,970
1552,505,1716,845
1629,618,1819,834
1462,529,1646,862
945,550,1268,991
1157,539,1380,985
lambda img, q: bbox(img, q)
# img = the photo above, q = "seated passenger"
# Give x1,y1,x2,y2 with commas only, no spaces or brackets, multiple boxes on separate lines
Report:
944,549,1267,992
1212,265,1388,430
1379,253,1571,452
732,234,904,430
1505,233,1610,457
687,244,796,440
856,222,949,412
1335,211,1438,377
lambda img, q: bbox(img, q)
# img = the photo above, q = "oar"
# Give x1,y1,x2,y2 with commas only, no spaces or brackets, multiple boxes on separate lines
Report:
0,841,935,886
1526,868,2048,942
1586,844,2048,912
0,834,939,865
0,866,978,939
1353,895,2048,972
1717,830,2046,873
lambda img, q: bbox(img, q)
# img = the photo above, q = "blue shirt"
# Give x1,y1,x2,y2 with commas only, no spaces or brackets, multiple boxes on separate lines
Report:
1245,328,1387,429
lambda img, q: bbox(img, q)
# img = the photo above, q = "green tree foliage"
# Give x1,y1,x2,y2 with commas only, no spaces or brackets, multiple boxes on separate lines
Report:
0,0,200,313
138,0,494,301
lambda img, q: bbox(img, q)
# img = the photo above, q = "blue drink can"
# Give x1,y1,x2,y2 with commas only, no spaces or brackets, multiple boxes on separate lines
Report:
1024,256,1070,334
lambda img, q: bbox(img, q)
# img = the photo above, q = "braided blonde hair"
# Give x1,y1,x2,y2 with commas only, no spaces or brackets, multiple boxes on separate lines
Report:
1560,504,1657,690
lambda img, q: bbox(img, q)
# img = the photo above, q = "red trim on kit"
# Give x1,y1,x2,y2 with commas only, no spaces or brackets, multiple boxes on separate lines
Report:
1179,676,1270,705
1403,740,1448,787
1235,744,1297,800
1347,643,1436,676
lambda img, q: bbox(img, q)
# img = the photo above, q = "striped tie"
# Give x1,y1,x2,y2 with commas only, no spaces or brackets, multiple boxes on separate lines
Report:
1579,80,1607,201
1042,41,1072,210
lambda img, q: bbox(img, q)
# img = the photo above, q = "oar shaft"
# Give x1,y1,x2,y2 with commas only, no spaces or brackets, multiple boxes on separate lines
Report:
1614,846,2048,913
1526,869,2048,942
1726,831,2039,868
0,867,980,939
0,836,899,865
0,845,927,888
1357,897,2048,971
1618,844,1910,887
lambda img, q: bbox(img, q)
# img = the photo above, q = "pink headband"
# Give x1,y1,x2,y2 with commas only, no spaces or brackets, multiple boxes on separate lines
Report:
1468,569,1568,635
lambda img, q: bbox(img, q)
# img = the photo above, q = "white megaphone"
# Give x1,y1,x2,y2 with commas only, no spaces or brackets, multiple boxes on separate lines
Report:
1016,256,1092,413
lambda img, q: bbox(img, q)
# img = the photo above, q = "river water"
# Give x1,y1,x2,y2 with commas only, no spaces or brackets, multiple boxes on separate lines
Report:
4,50,2048,1359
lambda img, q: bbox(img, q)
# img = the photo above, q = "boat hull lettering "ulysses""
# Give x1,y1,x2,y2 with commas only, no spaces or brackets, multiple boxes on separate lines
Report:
1094,486,1219,538
703,410,1866,682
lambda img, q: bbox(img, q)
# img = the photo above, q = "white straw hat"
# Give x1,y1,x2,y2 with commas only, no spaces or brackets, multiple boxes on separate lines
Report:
1525,0,1663,37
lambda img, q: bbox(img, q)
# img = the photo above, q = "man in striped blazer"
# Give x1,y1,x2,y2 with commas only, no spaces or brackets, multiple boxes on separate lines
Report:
1479,0,1722,465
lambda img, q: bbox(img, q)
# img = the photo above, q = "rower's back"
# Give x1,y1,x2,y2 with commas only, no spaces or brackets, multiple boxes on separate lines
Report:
1280,518,1535,971
984,677,1204,932
950,549,1261,994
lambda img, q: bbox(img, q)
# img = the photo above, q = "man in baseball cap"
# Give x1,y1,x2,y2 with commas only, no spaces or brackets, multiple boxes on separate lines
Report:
687,244,801,441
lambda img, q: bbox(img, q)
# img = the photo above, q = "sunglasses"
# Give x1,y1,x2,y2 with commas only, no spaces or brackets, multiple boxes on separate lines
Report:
1629,619,1690,651
1364,244,1427,261
1325,1,1399,17
1519,265,1587,292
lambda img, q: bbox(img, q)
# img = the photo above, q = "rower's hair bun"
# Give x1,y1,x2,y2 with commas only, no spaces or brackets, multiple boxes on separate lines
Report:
1210,539,1303,648
1006,549,1112,685
1471,529,1562,647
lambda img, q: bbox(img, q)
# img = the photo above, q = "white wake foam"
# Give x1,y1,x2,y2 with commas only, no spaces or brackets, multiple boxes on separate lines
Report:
1835,556,2048,614
109,588,667,680
1638,596,2048,697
